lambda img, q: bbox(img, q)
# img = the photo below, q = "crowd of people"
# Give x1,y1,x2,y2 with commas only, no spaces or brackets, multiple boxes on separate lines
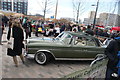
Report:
1,15,120,42
1,15,120,80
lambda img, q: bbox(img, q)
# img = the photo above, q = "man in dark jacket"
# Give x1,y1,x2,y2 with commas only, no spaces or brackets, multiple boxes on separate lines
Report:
23,20,32,39
2,15,9,27
85,25,94,36
0,15,3,45
105,33,120,80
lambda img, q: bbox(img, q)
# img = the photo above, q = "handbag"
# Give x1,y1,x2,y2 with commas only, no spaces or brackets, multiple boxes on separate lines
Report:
7,48,15,56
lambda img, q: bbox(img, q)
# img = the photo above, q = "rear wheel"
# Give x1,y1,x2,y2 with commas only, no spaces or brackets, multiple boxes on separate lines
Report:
34,52,50,65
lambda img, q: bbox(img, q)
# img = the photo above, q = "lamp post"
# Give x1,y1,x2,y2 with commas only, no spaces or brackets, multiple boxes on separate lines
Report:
55,0,58,20
118,1,120,26
12,0,14,12
43,0,47,23
0,0,1,27
92,0,99,29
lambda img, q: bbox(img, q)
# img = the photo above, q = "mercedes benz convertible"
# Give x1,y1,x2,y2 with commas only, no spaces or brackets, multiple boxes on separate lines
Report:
26,31,105,65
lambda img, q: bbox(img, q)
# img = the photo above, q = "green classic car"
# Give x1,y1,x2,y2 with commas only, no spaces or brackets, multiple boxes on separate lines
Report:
26,31,105,65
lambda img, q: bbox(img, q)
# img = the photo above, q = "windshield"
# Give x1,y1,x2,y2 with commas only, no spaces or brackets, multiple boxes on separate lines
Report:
55,32,73,44
55,32,66,40
61,34,72,44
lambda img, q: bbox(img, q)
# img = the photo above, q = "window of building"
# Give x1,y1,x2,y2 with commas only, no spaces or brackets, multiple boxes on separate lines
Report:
24,3,27,5
15,3,17,5
4,0,7,2
3,2,5,4
18,5,21,7
18,11,21,13
4,5,7,7
8,3,11,5
18,2,21,4
18,0,20,2
14,8,17,11
8,0,12,2
24,0,27,2
14,0,17,2
14,3,16,5
4,9,7,10
8,9,11,11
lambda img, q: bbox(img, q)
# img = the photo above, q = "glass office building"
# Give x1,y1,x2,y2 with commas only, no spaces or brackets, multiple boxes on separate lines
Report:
1,0,28,15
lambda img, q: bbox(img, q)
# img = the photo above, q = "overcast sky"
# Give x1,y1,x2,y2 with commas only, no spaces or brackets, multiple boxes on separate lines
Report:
28,0,118,21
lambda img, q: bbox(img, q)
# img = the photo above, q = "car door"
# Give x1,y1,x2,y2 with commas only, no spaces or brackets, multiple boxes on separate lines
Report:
51,33,75,58
70,36,104,59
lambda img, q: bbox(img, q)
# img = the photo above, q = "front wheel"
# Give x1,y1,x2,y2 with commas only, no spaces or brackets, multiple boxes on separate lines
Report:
34,52,50,65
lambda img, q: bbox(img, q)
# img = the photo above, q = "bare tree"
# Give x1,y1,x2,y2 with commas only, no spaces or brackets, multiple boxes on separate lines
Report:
72,0,85,23
36,0,55,23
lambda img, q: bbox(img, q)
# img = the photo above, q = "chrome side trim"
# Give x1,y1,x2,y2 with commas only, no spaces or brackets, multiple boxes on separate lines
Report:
55,58,94,61
26,53,94,61
28,48,40,50
26,54,35,59
37,50,56,59
28,48,103,54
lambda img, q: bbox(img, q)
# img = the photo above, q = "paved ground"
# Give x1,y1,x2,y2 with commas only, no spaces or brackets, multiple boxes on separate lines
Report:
1,28,91,78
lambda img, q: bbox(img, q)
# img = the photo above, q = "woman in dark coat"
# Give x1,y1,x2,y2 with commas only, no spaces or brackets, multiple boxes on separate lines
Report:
12,20,25,67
